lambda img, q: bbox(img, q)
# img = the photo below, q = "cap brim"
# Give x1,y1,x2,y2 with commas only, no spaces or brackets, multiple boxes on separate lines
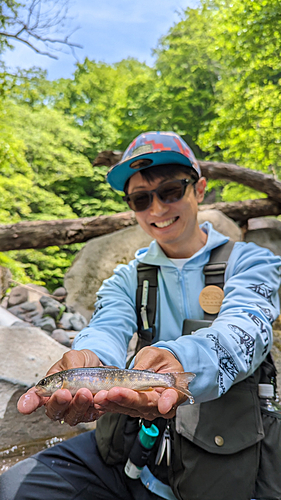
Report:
107,151,197,191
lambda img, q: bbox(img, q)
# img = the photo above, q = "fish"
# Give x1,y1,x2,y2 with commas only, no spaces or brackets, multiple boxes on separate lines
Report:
35,367,196,402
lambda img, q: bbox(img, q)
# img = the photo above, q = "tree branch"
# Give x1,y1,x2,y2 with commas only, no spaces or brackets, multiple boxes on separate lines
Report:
0,199,280,252
1,0,82,59
93,151,281,201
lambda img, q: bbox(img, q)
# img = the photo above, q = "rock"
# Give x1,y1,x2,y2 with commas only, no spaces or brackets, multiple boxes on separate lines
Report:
245,217,281,256
0,326,94,451
1,296,9,309
198,209,242,241
69,312,88,331
58,312,87,331
20,301,39,312
10,320,36,328
58,312,74,330
64,212,242,321
52,287,67,302
64,225,153,321
245,217,281,302
32,316,56,333
7,301,44,325
50,329,71,347
0,266,11,299
40,295,65,319
0,306,24,327
8,285,49,308
272,325,281,393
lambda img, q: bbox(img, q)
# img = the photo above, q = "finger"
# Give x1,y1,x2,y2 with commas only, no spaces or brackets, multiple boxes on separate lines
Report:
134,346,184,373
47,349,103,375
62,388,94,426
158,389,179,415
82,405,104,422
17,388,47,414
94,387,160,416
44,389,73,421
101,387,159,408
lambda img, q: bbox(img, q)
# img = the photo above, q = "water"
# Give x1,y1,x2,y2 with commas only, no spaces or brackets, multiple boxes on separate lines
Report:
0,433,82,474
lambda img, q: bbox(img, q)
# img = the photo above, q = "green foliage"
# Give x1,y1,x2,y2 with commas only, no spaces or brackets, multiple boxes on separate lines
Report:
0,251,33,285
198,0,281,201
8,244,84,292
153,6,219,153
1,0,281,288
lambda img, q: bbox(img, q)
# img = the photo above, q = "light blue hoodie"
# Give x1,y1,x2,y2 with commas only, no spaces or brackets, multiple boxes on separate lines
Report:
73,222,281,404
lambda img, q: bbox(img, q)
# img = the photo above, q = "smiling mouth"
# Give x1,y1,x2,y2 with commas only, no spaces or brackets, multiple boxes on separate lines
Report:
152,217,179,228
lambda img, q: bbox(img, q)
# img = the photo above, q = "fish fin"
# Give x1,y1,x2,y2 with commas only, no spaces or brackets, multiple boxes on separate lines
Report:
173,372,196,403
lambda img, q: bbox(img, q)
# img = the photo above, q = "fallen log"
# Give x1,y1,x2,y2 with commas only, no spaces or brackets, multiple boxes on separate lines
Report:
1,199,280,251
93,152,281,201
199,198,281,222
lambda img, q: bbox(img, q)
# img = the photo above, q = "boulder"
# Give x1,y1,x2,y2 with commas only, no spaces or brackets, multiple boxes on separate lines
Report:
245,218,281,301
7,285,49,308
272,315,281,393
32,316,56,333
52,286,67,302
0,306,25,327
245,217,281,256
50,329,72,347
64,224,153,321
64,211,242,321
40,295,65,320
198,209,242,241
0,266,11,299
0,326,94,452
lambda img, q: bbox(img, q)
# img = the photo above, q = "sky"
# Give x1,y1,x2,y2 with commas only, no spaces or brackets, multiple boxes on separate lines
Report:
3,0,197,80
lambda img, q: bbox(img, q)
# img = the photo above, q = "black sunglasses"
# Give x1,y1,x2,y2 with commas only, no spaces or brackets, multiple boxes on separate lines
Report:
123,178,197,212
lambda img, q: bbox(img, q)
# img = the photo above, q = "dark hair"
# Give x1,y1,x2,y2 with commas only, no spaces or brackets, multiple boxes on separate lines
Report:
124,164,198,194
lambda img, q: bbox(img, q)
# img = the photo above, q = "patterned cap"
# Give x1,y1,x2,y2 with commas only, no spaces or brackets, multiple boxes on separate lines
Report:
107,131,201,191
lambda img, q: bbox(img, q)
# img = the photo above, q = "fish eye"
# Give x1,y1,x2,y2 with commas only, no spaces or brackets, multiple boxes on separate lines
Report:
40,378,48,386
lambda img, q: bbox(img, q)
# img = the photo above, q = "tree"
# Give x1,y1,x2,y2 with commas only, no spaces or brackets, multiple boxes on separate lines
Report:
198,0,281,201
0,0,81,59
152,6,219,155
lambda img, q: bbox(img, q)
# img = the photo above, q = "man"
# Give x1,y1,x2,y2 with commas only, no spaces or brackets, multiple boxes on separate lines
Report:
1,131,280,500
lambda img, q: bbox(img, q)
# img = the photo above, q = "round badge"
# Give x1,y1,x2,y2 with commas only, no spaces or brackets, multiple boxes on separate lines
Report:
199,285,224,314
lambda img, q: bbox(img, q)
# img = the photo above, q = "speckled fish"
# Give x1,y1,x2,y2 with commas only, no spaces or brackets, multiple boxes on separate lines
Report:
35,367,195,402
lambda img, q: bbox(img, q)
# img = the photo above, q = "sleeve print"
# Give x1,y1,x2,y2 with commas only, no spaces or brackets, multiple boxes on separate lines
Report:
207,333,239,395
227,324,255,368
243,311,269,355
74,332,89,344
247,283,274,305
93,302,103,316
248,302,276,324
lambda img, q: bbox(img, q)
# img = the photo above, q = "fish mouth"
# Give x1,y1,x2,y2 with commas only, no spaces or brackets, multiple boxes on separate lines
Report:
35,386,52,397
152,217,179,228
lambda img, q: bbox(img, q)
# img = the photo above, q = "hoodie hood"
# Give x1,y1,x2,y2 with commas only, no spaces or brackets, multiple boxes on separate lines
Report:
135,222,229,267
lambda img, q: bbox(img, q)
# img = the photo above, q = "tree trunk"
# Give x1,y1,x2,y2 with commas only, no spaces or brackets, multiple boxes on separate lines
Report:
199,198,281,222
93,151,281,201
1,199,280,251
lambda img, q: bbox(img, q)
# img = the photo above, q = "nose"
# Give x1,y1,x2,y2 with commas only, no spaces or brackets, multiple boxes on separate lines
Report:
149,193,170,216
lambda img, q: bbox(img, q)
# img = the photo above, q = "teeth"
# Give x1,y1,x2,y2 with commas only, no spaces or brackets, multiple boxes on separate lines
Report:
154,218,176,228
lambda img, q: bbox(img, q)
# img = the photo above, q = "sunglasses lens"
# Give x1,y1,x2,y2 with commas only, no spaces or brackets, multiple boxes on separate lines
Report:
158,181,185,203
128,192,151,212
125,179,191,212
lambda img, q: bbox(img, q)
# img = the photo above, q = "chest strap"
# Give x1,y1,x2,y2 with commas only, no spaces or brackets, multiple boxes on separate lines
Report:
203,239,235,321
136,263,159,352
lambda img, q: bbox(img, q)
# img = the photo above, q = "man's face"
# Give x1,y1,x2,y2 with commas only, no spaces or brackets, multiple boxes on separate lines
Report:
127,170,207,258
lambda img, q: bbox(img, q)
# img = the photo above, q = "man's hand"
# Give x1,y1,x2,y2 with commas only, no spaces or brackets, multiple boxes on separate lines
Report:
94,347,187,420
17,349,104,426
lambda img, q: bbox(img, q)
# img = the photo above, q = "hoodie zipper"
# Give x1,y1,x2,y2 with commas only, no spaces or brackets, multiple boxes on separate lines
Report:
178,270,189,319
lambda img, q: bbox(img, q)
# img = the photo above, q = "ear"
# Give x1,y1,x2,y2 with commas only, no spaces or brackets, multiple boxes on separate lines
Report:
195,177,206,203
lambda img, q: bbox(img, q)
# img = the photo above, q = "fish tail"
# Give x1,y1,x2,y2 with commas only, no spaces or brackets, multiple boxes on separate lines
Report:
173,372,196,403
